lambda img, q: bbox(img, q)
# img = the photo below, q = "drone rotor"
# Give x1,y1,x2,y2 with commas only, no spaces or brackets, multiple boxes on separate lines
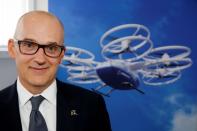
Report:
61,46,100,84
140,45,192,86
100,24,153,61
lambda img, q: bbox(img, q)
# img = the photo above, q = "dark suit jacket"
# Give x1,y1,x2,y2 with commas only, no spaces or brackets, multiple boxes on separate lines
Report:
0,79,111,131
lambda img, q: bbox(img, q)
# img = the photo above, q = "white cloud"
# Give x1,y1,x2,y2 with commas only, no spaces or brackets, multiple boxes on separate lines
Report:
171,105,197,131
165,93,183,106
165,94,197,131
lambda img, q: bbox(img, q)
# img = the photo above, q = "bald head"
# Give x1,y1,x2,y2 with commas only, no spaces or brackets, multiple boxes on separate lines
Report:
14,11,64,44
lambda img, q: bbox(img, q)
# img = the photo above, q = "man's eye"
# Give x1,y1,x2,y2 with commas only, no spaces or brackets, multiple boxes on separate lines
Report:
22,41,36,48
47,46,58,52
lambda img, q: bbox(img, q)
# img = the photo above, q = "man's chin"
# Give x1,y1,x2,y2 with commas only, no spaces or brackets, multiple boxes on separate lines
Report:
29,79,52,88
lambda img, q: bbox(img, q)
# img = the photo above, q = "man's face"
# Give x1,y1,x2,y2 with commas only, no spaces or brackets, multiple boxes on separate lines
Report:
8,14,64,91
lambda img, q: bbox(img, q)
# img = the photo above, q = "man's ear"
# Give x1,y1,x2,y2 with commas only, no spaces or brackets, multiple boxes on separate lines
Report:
59,48,65,64
8,39,16,59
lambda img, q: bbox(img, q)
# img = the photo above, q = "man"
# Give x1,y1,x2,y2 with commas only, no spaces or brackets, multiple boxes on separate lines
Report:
0,11,111,131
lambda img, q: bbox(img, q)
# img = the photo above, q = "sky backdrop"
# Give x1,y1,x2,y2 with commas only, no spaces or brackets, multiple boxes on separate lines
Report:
49,0,197,130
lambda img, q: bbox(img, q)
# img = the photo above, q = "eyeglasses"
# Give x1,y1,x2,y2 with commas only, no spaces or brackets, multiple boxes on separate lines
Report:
14,39,65,58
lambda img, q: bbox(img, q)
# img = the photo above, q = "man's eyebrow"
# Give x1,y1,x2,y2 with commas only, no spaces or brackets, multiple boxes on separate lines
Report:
22,38,36,42
22,38,58,45
47,42,58,45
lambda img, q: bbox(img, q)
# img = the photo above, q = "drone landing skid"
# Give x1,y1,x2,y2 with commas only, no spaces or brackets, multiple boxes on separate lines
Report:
133,87,145,94
92,82,144,97
121,82,145,94
92,88,115,97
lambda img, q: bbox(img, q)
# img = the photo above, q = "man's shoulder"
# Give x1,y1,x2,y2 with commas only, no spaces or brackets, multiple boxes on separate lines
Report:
0,83,16,103
0,84,14,96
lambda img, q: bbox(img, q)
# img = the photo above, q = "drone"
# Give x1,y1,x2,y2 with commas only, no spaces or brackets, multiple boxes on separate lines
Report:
60,24,192,96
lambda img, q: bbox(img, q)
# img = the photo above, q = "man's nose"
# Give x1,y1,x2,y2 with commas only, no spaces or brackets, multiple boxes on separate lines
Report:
34,48,47,64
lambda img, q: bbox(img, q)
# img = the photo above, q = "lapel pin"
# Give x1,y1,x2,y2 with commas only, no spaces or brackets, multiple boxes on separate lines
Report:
70,110,78,116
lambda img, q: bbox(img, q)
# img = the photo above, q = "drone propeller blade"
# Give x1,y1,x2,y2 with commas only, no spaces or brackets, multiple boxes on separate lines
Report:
159,62,186,68
153,73,178,79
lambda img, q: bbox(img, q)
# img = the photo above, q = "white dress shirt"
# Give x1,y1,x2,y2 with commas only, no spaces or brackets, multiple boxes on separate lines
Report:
17,78,57,131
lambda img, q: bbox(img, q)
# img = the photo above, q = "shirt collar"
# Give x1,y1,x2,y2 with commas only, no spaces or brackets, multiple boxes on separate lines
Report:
17,77,57,107
41,79,57,106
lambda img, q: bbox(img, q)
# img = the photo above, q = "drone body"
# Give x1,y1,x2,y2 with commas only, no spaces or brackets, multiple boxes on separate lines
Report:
61,24,192,96
96,62,139,90
93,61,144,96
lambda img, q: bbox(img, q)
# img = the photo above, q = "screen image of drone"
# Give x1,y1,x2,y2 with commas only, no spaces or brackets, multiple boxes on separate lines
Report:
60,24,192,96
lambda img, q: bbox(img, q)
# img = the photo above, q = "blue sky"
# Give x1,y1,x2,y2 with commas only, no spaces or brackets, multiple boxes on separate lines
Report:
49,0,197,130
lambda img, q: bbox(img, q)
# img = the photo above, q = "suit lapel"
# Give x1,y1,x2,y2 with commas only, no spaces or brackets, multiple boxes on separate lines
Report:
56,80,81,131
56,87,68,131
